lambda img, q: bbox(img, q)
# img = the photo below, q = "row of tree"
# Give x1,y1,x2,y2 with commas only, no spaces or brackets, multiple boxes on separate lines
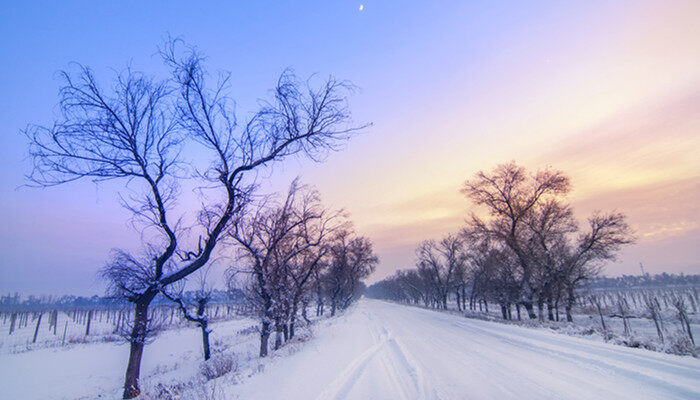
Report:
366,162,635,323
25,39,373,398
227,179,378,357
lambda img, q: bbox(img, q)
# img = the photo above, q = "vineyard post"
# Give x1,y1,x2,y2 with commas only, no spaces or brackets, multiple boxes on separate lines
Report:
32,313,42,343
85,310,92,336
61,320,68,345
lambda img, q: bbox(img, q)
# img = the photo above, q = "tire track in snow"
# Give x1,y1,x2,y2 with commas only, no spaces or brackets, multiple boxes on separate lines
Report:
314,311,391,400
315,310,440,400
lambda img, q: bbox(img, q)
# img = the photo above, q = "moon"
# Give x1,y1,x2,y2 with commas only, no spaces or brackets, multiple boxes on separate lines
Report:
359,4,364,11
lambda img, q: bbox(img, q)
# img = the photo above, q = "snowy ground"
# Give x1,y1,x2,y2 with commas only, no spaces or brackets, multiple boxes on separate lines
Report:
1,300,699,399
229,300,700,400
0,316,259,399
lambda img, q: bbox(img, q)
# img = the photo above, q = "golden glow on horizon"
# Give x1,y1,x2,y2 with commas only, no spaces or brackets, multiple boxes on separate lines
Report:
289,0,700,278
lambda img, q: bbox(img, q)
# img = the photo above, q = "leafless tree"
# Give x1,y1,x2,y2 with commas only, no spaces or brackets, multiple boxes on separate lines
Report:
25,39,364,398
161,269,214,361
462,161,570,318
415,234,465,309
369,162,633,327
644,295,665,343
560,212,635,321
326,229,379,315
228,180,343,356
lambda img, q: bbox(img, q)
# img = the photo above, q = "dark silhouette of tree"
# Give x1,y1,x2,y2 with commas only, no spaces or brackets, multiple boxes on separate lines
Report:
25,39,364,398
462,162,571,318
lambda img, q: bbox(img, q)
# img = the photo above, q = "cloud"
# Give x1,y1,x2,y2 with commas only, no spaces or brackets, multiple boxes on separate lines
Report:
535,88,700,197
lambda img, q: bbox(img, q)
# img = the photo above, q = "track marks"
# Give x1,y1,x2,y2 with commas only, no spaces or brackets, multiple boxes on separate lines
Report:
315,311,440,400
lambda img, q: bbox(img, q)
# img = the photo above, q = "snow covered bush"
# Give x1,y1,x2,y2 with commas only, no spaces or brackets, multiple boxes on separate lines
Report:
141,381,225,400
200,353,238,380
665,332,697,357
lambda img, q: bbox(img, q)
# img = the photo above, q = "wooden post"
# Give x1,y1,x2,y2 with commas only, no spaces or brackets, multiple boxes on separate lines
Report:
32,313,43,343
85,310,93,336
114,311,122,334
9,313,17,335
52,310,58,335
61,320,68,345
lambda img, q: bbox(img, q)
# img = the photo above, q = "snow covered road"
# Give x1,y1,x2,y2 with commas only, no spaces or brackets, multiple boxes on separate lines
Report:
232,299,700,400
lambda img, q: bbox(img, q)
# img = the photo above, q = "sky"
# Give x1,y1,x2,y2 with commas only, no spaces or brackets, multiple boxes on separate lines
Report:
1,1,699,295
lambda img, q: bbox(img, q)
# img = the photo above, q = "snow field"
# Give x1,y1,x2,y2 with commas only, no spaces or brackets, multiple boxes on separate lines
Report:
1,300,698,399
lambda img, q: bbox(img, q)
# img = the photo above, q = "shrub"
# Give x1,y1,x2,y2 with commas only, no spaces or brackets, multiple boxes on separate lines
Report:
200,353,237,380
665,333,697,357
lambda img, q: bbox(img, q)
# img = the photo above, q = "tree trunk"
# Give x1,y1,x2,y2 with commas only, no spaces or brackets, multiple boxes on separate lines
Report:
201,322,211,361
260,320,270,357
547,300,555,321
565,300,574,322
274,320,283,350
565,286,575,322
500,304,508,320
522,301,536,319
680,310,694,345
651,313,664,343
595,301,607,332
122,297,152,399
302,301,310,324
289,303,298,339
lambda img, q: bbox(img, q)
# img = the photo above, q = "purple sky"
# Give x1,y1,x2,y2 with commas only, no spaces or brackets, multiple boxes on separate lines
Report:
1,1,699,295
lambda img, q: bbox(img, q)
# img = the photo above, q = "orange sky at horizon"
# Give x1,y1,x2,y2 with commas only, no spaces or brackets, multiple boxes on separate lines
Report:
291,2,700,281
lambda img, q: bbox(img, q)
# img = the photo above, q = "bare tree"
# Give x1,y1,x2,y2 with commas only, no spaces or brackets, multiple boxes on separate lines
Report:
415,234,465,309
228,180,342,356
369,162,633,327
644,295,665,343
462,162,570,319
560,212,635,322
162,269,214,360
25,39,364,398
325,230,379,315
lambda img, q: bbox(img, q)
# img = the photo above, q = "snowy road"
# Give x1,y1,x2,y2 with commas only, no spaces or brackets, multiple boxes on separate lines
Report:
232,299,700,400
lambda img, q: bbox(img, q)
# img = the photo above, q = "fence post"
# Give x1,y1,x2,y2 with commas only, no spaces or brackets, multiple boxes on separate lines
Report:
85,310,92,336
9,313,17,335
61,320,68,345
32,313,43,343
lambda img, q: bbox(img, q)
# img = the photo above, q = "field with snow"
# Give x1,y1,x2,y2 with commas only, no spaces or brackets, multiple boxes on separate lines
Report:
1,299,699,399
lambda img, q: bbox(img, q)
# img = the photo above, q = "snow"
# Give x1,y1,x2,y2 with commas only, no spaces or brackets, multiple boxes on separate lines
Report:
0,317,258,400
1,300,698,399
230,300,699,400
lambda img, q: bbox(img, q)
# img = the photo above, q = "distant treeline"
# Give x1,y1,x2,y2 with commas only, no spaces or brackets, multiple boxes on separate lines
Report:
587,273,699,289
0,289,243,312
